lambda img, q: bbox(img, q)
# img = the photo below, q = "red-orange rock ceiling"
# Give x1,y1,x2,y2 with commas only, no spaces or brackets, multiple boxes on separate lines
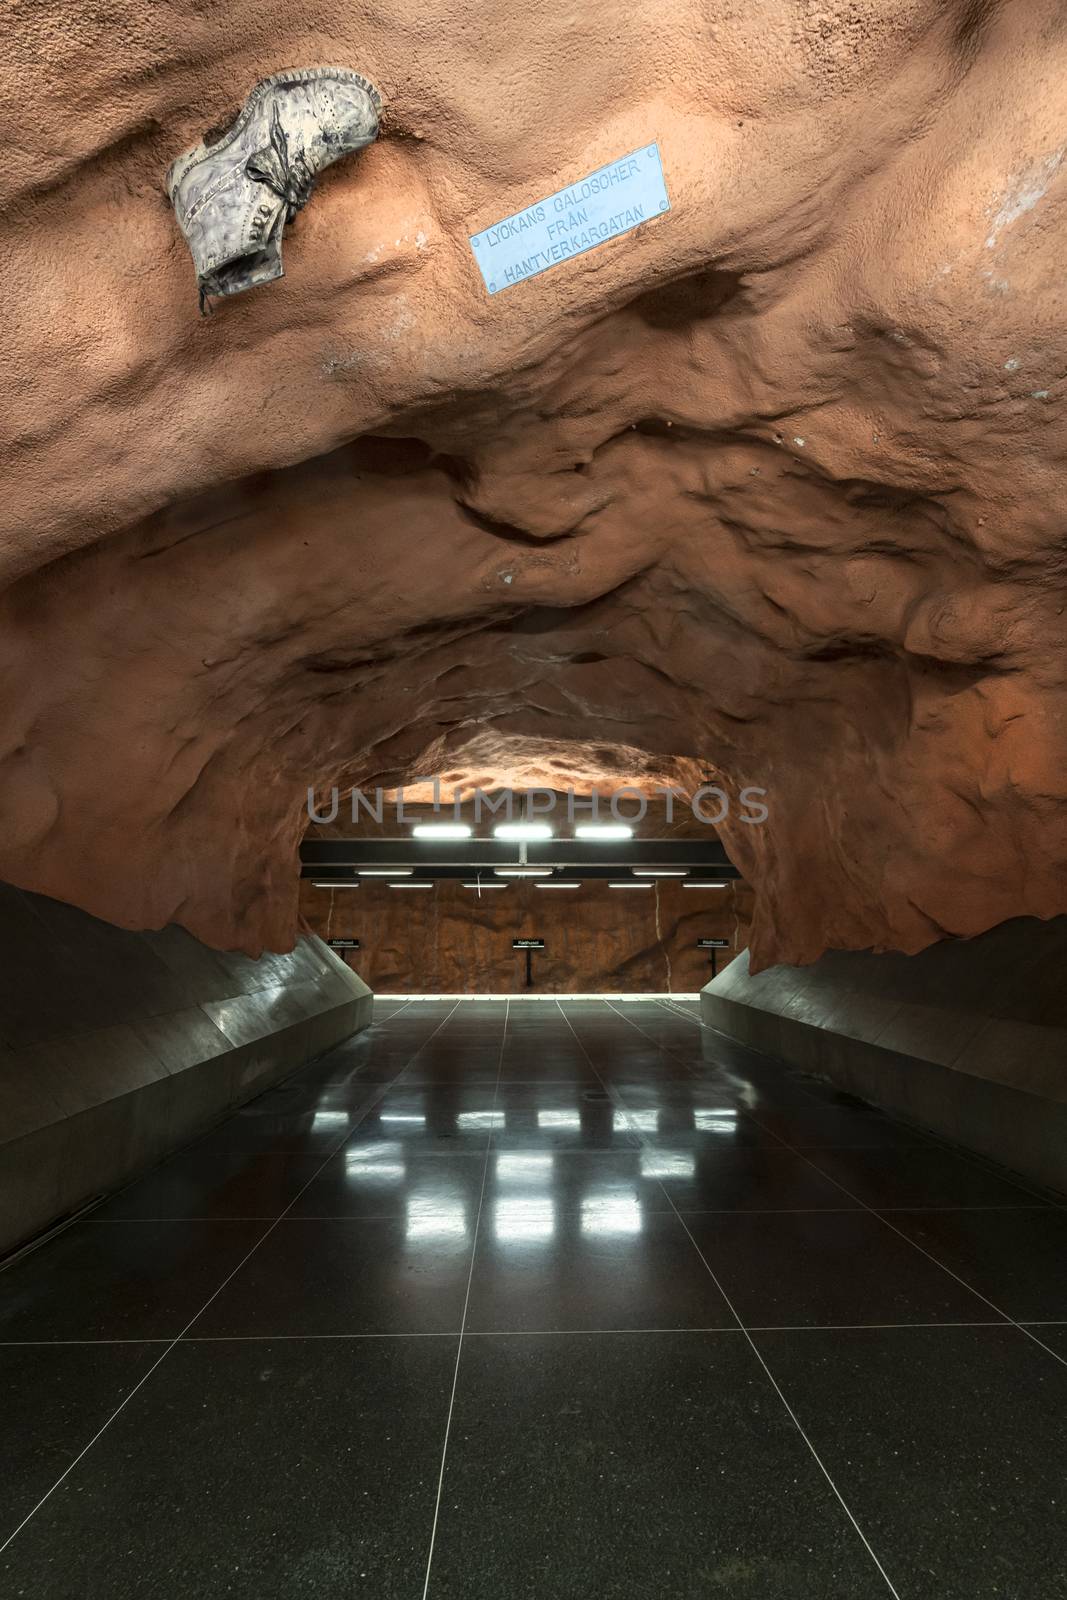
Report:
2,1,1067,969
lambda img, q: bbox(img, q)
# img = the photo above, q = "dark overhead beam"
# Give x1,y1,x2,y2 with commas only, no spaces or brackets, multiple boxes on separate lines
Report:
300,838,739,875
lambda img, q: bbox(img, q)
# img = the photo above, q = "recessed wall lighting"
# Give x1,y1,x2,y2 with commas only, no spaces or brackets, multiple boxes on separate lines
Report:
311,881,359,889
411,823,472,839
632,869,688,877
536,881,581,889
494,867,553,877
358,868,413,876
492,822,554,842
608,881,653,889
389,881,434,889
682,881,729,889
574,823,633,840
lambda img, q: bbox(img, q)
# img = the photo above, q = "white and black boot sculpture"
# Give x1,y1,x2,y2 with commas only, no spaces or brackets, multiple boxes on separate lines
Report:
167,67,381,314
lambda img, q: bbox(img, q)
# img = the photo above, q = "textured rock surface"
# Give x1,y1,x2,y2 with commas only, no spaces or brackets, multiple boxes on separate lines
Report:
301,878,752,995
3,1,1067,968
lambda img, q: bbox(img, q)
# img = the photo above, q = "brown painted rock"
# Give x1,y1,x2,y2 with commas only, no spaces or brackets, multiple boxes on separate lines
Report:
2,2,1067,969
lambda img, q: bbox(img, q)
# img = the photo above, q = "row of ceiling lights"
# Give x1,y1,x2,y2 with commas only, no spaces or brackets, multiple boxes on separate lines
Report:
404,822,633,841
312,818,728,890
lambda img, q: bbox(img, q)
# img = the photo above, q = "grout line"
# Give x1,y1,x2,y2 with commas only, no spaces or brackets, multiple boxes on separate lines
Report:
0,998,465,1560
620,999,1067,1375
420,996,509,1600
585,997,905,1599
0,1318,1027,1348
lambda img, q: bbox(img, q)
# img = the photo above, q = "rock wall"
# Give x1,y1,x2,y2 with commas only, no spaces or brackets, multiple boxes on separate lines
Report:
3,2,1067,969
301,878,752,993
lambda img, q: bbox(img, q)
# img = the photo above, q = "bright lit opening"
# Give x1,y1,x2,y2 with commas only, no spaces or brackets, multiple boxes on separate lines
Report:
574,823,633,840
411,823,473,839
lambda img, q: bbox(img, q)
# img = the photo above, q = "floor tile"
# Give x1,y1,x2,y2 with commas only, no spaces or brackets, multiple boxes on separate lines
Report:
0,1222,264,1342
95,1150,328,1220
427,1333,891,1598
800,1146,1039,1208
746,1106,931,1149
887,1206,1067,1320
0,1338,455,1598
752,1325,1067,1599
289,1151,487,1219
642,1146,863,1210
465,1207,733,1332
1023,1323,1067,1362
0,1343,160,1541
679,1210,1000,1328
187,1107,365,1154
192,1218,473,1337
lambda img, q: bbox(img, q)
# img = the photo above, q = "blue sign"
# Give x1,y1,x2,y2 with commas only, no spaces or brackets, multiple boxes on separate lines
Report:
469,144,670,294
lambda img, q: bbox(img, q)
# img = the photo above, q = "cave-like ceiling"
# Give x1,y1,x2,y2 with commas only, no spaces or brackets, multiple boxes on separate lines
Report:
2,0,1066,968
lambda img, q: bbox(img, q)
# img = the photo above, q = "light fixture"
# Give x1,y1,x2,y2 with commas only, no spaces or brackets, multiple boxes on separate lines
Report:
632,868,688,877
535,881,581,890
311,881,359,888
609,881,653,889
462,881,508,889
411,823,472,840
574,823,633,840
494,867,552,877
683,881,729,889
492,822,554,842
358,868,412,877
389,880,434,889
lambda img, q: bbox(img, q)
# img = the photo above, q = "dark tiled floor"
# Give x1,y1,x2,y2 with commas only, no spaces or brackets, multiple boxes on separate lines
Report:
1,995,1064,1597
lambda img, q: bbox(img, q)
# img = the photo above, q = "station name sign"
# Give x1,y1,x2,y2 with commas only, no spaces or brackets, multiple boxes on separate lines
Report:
327,938,361,950
696,938,729,949
513,938,545,950
469,144,670,294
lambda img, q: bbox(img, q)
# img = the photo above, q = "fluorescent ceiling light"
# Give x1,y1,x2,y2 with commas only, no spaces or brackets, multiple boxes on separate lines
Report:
462,881,508,889
358,867,412,876
683,881,729,889
389,880,434,889
609,881,653,889
411,822,472,839
494,867,552,877
311,881,359,888
492,822,554,842
574,823,633,840
536,881,581,890
632,868,688,877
